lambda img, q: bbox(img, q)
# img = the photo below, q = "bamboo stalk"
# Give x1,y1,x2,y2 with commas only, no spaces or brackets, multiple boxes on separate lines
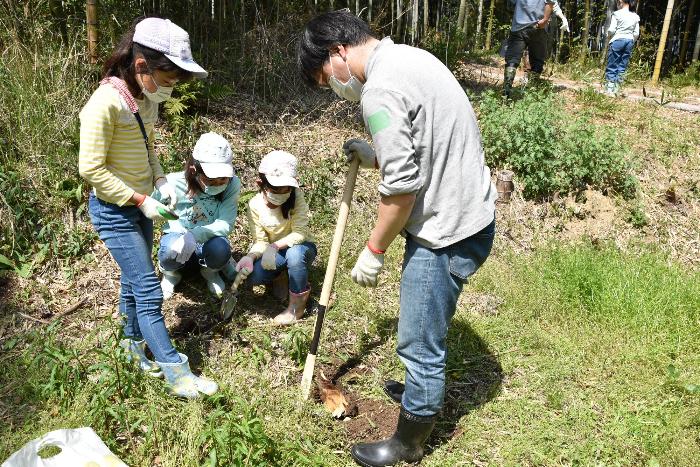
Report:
651,0,676,84
86,0,98,64
423,0,428,37
457,0,467,33
694,19,700,62
484,0,496,50
678,0,697,65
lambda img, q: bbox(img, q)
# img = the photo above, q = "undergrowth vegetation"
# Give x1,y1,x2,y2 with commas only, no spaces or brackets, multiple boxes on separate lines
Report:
2,243,699,465
476,86,638,200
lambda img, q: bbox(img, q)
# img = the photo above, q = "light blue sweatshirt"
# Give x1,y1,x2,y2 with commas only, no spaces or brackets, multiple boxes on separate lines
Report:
152,171,241,243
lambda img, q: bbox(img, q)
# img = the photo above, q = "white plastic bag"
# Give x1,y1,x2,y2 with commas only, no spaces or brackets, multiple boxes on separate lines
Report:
2,427,127,467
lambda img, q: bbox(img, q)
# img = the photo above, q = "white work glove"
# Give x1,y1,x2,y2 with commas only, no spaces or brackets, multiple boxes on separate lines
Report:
343,138,376,169
351,245,385,287
137,196,176,221
553,3,569,33
261,244,279,270
559,16,570,32
155,178,177,209
171,231,196,264
236,255,255,277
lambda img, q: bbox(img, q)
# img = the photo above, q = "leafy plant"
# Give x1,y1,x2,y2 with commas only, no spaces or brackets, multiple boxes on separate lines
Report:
477,87,637,199
282,327,309,367
199,395,281,466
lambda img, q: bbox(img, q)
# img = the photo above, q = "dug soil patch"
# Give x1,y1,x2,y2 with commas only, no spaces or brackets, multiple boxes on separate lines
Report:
343,398,400,443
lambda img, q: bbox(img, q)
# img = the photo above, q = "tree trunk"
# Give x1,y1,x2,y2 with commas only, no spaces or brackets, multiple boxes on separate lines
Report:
457,0,467,33
600,0,615,65
652,0,676,83
581,0,591,59
86,0,98,64
423,0,428,37
679,0,697,65
390,0,395,35
369,0,373,22
411,0,419,44
476,0,484,47
356,0,359,15
694,17,700,61
396,0,404,42
484,0,496,50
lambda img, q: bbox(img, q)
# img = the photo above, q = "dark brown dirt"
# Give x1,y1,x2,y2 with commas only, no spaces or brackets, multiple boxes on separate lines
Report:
343,397,400,443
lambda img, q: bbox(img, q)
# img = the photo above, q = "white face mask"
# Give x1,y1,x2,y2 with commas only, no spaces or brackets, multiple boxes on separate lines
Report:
203,183,228,196
139,74,174,103
328,53,363,102
265,190,291,206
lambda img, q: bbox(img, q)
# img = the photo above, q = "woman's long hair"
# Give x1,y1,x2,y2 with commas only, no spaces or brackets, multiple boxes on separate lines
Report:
102,16,193,97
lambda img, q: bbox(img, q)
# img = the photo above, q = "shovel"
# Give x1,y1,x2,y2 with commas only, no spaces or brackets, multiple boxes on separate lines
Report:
300,158,360,400
220,270,247,321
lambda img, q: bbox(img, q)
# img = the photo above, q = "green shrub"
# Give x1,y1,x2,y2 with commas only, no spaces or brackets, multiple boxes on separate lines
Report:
476,88,637,199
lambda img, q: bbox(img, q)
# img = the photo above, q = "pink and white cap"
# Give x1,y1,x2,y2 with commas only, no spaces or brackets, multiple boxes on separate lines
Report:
133,18,208,79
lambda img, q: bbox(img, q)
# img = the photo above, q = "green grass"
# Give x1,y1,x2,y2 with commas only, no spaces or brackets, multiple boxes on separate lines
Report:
2,242,698,466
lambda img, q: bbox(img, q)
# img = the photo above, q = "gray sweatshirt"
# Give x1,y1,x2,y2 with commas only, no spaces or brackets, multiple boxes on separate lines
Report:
361,37,496,249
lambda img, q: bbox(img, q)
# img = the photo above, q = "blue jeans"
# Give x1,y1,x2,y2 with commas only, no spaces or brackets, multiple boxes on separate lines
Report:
398,219,495,416
88,193,180,363
158,232,231,271
605,39,634,83
246,242,317,294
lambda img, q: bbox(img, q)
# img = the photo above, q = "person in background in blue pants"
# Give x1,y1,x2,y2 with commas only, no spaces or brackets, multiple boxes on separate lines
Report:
604,0,640,96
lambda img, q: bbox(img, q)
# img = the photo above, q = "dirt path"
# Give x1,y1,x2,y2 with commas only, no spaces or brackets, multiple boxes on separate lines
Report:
457,60,700,113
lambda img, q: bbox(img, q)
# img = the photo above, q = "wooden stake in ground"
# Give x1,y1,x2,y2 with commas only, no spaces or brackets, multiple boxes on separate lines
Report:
652,0,676,84
86,0,98,64
300,158,360,400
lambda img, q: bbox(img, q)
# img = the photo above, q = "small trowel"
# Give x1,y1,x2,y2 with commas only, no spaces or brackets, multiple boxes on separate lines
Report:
220,271,246,321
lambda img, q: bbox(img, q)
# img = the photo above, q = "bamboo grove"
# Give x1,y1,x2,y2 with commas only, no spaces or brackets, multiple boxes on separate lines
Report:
1,1,698,91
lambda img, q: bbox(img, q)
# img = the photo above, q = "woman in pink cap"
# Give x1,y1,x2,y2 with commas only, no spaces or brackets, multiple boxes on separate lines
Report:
78,17,216,398
236,151,317,325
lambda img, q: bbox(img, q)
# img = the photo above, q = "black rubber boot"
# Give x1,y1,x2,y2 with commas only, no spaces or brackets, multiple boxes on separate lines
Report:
503,66,517,97
383,380,404,404
350,407,436,466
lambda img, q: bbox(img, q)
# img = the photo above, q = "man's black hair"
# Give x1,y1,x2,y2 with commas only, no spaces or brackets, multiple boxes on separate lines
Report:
297,10,376,87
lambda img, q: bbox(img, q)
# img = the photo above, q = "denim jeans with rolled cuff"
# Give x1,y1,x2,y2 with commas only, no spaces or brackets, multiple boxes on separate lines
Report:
158,232,231,271
398,219,495,416
88,193,180,363
245,241,317,294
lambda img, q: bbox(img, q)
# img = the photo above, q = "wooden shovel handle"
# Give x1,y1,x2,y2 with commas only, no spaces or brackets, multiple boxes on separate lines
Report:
301,158,360,400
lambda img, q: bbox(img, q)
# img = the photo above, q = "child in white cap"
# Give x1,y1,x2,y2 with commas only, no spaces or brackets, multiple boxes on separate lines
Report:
79,17,216,398
236,151,317,325
154,132,241,300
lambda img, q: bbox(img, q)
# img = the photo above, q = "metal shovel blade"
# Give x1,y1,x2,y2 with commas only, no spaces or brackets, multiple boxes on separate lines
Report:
220,272,246,321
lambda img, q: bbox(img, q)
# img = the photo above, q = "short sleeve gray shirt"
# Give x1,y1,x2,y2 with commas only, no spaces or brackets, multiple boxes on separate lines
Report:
360,38,496,249
510,0,555,31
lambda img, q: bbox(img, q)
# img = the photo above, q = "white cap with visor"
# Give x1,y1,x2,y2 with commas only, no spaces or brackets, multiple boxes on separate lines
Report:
133,18,208,79
193,132,234,178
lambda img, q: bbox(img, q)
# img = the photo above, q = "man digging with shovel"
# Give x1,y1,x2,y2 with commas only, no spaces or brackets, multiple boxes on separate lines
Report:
297,10,497,466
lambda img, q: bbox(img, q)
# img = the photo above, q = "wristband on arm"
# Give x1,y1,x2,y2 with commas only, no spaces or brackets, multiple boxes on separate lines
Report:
367,242,386,255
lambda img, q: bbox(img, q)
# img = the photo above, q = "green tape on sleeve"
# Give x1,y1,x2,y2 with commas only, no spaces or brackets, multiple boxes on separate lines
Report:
367,109,391,135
